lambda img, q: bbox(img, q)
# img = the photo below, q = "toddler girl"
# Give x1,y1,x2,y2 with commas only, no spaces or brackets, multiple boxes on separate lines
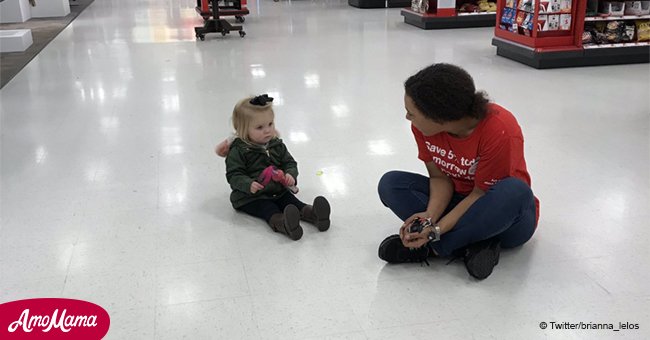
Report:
224,94,331,240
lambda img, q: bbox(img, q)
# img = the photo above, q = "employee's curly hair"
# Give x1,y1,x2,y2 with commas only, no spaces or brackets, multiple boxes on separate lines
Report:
404,63,489,123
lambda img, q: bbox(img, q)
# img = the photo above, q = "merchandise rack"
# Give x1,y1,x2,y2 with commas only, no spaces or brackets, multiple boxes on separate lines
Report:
196,0,249,22
491,0,650,68
402,10,497,29
401,0,497,29
348,0,411,9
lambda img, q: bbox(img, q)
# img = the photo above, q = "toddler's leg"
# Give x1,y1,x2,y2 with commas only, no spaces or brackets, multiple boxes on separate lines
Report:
237,199,303,240
276,192,331,231
301,196,330,231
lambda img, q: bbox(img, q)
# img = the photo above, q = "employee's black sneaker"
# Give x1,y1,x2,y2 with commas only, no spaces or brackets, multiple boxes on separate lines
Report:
378,234,430,264
463,237,501,280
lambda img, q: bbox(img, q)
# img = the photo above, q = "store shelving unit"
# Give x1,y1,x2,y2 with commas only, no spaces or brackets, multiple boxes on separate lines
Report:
195,0,249,22
491,0,650,68
348,0,411,9
401,0,497,29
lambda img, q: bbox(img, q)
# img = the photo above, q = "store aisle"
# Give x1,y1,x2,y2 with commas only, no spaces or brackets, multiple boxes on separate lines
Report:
1,0,649,338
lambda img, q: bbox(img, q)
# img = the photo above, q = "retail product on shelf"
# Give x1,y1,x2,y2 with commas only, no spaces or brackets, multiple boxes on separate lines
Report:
600,1,625,15
637,19,650,39
458,0,498,12
492,0,650,67
624,1,650,14
409,0,499,13
412,0,429,12
582,19,650,44
499,0,572,35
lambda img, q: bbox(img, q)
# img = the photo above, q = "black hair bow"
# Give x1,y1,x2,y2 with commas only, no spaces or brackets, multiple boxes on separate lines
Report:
250,94,274,106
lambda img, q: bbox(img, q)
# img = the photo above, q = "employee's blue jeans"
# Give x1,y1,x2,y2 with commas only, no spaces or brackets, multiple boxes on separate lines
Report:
377,171,537,257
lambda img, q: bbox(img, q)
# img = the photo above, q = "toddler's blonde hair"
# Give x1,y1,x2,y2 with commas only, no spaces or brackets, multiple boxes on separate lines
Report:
232,96,276,143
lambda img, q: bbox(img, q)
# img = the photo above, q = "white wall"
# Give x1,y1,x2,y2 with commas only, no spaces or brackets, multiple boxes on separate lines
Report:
0,0,32,23
30,0,70,18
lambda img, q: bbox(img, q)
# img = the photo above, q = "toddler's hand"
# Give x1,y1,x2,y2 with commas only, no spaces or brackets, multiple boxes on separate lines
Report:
250,181,264,194
284,173,295,187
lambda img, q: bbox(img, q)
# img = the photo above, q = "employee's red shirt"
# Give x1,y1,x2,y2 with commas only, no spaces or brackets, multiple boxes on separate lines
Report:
412,103,539,222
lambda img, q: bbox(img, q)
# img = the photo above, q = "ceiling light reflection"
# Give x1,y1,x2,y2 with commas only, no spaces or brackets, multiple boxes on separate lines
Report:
304,74,320,88
163,191,186,205
97,87,106,103
289,132,310,143
161,167,188,206
331,104,349,118
251,67,266,79
162,145,184,155
162,95,180,112
35,146,47,164
318,167,347,195
368,140,394,156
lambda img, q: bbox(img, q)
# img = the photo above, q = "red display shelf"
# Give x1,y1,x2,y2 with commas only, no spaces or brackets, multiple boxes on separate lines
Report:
492,0,650,67
195,0,249,20
494,27,575,48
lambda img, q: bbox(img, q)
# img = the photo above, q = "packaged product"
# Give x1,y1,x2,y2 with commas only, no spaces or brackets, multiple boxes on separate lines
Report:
624,1,650,15
560,13,572,30
516,11,526,26
411,0,429,13
600,1,625,15
605,21,625,43
548,14,560,30
538,14,548,30
636,20,650,41
582,30,594,44
623,23,636,41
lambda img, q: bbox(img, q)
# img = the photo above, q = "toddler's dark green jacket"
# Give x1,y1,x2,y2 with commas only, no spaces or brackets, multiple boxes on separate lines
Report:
225,137,298,208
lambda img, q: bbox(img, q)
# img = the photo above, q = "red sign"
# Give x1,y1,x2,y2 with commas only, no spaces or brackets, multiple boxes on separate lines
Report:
0,298,110,339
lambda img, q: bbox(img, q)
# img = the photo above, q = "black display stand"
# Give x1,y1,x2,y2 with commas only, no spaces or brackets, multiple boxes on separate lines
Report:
401,9,496,29
492,37,650,69
349,0,411,8
194,0,246,39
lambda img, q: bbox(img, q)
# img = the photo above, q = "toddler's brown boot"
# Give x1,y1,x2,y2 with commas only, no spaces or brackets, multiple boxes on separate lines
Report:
300,196,330,232
269,205,303,240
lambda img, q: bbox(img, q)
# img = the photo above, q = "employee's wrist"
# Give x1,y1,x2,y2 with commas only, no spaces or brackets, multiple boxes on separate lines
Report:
424,210,440,222
422,221,441,243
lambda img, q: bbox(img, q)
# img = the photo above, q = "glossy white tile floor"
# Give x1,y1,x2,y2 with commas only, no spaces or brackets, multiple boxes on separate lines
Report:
1,0,649,339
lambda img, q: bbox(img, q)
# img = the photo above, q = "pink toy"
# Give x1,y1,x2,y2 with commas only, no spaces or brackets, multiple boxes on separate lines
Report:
257,165,299,194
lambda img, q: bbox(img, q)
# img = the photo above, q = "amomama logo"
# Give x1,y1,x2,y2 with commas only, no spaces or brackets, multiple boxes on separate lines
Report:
0,298,110,339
